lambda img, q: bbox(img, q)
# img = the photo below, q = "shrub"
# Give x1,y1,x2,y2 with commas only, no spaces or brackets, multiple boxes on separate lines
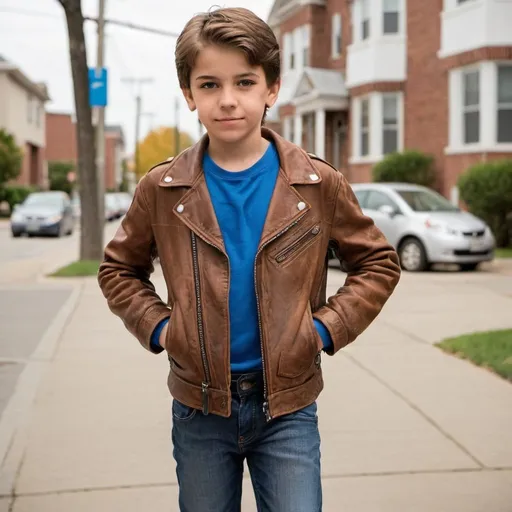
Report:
373,150,435,187
458,159,512,248
0,185,36,213
0,128,23,188
48,161,75,195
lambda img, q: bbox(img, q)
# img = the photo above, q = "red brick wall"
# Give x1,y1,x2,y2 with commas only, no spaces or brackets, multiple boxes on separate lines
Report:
405,0,447,192
45,113,78,164
444,152,512,198
310,5,330,68
442,46,512,70
349,163,373,183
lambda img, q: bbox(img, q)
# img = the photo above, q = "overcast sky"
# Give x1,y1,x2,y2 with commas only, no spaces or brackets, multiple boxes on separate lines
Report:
0,0,274,156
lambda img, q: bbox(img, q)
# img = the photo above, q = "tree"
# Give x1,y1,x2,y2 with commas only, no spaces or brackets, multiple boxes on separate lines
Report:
57,0,103,261
136,127,194,179
0,128,23,189
48,161,75,195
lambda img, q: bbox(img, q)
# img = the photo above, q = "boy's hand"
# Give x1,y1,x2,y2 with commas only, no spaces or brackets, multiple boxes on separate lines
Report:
159,322,169,349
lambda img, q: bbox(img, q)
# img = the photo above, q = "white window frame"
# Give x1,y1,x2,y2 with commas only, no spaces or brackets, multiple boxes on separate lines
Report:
382,93,400,155
462,67,480,145
497,63,512,144
361,0,370,41
383,0,400,35
331,13,342,58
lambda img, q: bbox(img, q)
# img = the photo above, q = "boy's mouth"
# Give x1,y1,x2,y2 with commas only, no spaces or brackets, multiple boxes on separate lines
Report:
216,117,244,122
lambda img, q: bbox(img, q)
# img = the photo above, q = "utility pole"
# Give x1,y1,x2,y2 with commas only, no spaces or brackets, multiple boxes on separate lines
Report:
95,0,106,227
122,78,153,178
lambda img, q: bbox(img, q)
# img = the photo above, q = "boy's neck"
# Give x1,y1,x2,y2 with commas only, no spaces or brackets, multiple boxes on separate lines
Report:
207,131,270,172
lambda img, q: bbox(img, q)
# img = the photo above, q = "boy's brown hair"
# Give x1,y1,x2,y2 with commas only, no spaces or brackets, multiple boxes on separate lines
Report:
175,7,281,89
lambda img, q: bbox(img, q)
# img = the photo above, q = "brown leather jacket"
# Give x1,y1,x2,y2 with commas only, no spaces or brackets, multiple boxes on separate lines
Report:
98,128,401,421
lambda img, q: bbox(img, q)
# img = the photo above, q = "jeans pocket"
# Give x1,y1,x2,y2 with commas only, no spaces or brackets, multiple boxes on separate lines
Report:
172,399,197,422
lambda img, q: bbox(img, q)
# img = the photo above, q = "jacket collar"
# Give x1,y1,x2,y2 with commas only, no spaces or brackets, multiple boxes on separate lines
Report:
157,128,323,188
158,128,322,253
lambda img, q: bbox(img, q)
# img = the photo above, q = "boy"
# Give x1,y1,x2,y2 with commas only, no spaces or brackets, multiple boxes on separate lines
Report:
98,7,401,512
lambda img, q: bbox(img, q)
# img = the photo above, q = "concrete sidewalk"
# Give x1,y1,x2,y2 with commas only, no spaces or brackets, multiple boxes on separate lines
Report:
1,269,512,511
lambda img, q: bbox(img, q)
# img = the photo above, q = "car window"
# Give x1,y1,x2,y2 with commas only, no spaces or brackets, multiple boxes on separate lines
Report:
395,189,459,212
366,191,399,211
353,189,369,208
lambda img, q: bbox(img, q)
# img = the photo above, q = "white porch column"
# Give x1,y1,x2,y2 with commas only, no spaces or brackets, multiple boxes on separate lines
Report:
283,116,292,141
315,108,326,159
293,113,303,147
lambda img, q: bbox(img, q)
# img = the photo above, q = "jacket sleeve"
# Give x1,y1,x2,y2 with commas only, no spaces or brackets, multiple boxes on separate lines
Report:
312,172,401,354
97,178,171,352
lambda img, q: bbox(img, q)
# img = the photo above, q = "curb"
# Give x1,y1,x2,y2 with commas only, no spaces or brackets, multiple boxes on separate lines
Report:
0,283,83,498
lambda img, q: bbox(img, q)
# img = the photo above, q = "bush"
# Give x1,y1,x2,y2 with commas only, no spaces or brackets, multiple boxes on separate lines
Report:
0,128,23,188
458,159,512,248
48,161,75,195
373,150,435,187
0,185,36,213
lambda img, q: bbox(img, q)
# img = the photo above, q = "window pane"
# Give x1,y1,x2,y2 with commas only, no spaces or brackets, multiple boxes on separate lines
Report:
354,190,369,207
362,19,370,39
384,0,399,11
497,109,512,143
361,99,369,128
463,70,479,107
383,12,399,33
383,95,398,125
383,129,398,154
464,111,479,143
361,132,369,156
366,191,397,211
498,66,512,104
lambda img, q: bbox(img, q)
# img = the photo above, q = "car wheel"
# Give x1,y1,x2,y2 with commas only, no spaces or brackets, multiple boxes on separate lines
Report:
399,237,429,272
460,263,479,272
11,230,21,238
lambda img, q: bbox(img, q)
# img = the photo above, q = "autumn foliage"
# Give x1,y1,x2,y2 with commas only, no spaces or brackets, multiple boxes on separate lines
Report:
136,127,194,178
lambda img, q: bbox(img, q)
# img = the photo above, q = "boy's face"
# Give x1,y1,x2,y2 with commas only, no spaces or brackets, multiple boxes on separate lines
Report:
182,45,280,145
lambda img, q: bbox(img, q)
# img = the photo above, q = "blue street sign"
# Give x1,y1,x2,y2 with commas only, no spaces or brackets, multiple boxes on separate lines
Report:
88,67,108,107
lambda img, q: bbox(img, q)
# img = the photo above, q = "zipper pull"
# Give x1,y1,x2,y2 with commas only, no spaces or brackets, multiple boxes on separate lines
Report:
202,382,209,415
262,401,272,422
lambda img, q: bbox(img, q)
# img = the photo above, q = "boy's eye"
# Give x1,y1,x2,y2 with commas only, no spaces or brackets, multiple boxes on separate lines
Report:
200,82,217,89
238,79,255,87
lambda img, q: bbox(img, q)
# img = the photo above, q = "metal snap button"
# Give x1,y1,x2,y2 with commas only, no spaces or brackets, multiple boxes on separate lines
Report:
164,176,173,183
297,201,306,211
309,174,319,181
176,204,184,213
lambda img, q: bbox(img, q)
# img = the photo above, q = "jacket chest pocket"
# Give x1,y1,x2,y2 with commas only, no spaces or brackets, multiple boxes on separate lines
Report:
273,224,322,266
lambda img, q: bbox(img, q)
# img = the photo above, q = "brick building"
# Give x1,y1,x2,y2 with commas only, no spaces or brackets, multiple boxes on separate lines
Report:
267,0,512,197
46,112,126,191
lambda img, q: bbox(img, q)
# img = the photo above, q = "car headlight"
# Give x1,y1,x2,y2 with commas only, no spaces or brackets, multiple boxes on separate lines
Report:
44,214,63,224
11,213,24,223
425,219,458,236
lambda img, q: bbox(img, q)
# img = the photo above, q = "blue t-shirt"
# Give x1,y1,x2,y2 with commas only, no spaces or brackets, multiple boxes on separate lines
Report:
150,142,332,369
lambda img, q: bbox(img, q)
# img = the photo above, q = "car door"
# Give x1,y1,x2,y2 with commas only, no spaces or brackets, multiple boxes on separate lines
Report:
364,190,403,246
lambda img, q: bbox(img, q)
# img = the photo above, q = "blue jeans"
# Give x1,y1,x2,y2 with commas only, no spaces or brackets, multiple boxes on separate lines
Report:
171,371,322,512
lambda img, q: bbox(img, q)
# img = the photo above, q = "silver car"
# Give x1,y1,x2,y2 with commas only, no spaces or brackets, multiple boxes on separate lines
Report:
350,183,495,271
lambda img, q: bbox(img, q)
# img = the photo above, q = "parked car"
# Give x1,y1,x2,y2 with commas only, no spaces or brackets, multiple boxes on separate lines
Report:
112,192,133,216
344,183,495,272
10,191,75,238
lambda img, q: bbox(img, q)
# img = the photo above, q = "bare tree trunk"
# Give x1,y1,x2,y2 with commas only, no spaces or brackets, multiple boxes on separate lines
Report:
57,0,103,261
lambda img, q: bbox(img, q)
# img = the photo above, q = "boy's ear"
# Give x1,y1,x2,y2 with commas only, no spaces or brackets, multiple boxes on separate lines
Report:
182,88,196,111
266,78,281,109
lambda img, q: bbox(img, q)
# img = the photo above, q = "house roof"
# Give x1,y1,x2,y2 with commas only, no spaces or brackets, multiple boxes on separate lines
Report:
293,67,347,99
0,55,50,101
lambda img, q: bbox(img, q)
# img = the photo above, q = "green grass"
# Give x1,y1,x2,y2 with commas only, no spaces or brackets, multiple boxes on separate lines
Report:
496,248,512,258
437,329,512,382
50,260,100,277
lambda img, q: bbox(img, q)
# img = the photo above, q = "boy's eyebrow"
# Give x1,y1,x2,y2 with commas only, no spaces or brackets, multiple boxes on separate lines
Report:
195,72,260,81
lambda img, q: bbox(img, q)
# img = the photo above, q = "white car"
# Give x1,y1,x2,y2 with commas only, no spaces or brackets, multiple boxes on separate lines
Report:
349,183,495,271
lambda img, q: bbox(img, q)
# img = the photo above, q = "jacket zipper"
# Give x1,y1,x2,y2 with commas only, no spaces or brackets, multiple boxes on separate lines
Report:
275,225,321,263
254,212,308,422
191,232,213,415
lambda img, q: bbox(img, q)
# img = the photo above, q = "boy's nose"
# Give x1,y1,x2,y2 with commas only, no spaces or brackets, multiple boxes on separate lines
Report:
219,89,238,109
